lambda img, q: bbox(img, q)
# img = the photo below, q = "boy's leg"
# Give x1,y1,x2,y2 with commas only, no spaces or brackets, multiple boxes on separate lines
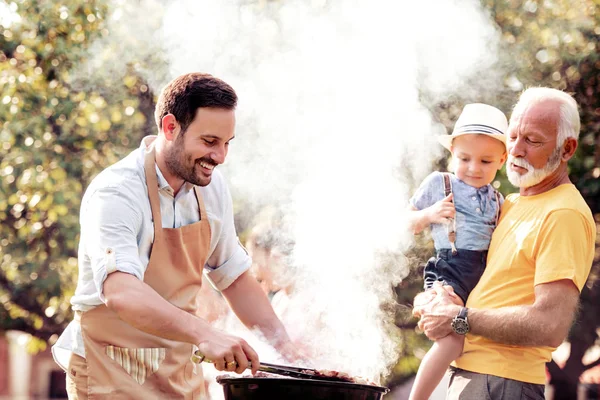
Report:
409,333,465,400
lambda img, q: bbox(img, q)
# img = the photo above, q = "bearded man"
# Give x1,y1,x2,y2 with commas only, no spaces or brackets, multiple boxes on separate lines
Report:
413,87,596,400
52,73,299,399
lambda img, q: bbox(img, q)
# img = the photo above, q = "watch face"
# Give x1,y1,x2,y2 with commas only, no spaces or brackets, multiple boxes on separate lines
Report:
452,318,469,335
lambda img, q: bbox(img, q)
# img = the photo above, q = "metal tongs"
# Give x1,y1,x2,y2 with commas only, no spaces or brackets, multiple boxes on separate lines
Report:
191,351,351,382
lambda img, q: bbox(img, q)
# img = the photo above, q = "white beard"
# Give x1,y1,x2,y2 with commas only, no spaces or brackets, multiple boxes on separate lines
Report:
507,147,562,188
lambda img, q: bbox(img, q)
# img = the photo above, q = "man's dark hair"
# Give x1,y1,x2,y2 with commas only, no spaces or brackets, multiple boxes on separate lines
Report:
154,72,238,134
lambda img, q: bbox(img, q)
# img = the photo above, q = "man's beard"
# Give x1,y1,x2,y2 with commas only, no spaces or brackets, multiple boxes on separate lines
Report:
507,145,562,188
164,137,215,187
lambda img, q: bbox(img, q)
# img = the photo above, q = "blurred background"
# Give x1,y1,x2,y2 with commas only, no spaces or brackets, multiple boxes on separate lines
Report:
0,0,599,399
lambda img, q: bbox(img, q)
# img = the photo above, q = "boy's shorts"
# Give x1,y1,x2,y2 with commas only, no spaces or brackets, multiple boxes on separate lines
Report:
423,248,487,304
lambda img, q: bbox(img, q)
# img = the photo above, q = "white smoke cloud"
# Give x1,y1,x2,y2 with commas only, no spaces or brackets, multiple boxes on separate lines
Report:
85,0,505,393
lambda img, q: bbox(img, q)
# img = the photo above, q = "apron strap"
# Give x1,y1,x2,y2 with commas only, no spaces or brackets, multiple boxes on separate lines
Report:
144,145,163,241
192,186,208,222
442,173,458,255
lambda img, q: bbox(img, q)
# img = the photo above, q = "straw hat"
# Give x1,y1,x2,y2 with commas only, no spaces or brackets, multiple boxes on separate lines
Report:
438,103,508,151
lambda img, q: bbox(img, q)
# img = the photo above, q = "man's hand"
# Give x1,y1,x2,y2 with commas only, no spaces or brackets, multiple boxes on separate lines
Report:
426,193,455,224
412,282,462,318
196,326,260,375
413,286,462,340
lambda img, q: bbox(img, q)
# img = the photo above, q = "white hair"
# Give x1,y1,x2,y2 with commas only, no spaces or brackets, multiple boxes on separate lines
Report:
511,87,580,146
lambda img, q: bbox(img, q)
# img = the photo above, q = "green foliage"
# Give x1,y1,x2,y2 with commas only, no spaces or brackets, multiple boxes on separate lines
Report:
484,0,600,210
0,0,153,341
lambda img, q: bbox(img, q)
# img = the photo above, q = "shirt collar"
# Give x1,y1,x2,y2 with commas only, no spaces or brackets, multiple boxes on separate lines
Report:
477,185,490,195
454,175,492,197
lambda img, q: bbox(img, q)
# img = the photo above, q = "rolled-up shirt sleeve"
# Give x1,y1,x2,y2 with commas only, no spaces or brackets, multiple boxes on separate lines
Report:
82,185,145,302
203,178,251,291
410,172,440,210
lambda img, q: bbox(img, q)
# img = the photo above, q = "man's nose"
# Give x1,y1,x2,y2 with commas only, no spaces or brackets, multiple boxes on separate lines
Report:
210,145,227,165
509,137,525,157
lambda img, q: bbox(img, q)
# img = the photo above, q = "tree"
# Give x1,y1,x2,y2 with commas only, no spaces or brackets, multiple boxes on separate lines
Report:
0,0,155,349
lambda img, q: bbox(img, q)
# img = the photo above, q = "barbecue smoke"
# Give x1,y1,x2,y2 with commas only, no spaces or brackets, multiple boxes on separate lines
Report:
83,0,505,393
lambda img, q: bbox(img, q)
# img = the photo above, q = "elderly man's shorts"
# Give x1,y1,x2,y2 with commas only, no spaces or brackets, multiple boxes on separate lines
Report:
447,367,545,400
423,248,487,304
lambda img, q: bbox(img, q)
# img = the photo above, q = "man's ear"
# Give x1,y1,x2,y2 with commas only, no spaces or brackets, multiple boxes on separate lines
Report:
561,137,577,162
161,114,179,141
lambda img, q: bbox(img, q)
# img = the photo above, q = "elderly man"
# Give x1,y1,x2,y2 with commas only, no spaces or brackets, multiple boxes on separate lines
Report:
414,87,596,399
52,73,298,399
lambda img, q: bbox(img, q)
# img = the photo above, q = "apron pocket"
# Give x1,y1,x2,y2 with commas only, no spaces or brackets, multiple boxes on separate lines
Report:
105,345,166,385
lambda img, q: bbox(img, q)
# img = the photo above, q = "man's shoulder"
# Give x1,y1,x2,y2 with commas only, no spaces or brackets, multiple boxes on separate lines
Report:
83,148,146,201
419,171,445,189
550,184,594,220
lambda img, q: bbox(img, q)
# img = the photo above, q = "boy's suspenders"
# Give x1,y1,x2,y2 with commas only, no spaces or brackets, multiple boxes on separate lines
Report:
494,191,501,225
441,173,458,254
442,173,502,255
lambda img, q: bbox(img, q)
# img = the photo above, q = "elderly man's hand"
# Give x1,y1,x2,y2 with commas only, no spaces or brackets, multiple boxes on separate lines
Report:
412,282,458,317
412,285,463,340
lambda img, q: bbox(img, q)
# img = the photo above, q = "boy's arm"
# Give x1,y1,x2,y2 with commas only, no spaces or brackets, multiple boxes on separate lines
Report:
407,193,455,234
407,205,433,234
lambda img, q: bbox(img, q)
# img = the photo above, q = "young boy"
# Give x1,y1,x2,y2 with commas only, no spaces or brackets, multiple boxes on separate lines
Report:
407,103,508,400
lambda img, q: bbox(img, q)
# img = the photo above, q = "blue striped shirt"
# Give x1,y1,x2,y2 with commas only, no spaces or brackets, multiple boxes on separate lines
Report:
410,172,503,251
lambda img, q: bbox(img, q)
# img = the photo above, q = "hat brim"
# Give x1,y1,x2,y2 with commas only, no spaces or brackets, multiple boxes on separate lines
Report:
438,132,507,151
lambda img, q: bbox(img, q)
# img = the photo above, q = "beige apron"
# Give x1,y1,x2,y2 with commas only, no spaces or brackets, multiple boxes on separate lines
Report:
79,145,211,399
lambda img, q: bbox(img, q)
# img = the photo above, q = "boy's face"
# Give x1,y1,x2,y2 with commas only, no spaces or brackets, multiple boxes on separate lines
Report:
450,134,507,188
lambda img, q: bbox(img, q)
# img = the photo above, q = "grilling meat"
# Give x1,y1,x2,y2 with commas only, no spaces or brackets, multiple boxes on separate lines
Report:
299,369,376,385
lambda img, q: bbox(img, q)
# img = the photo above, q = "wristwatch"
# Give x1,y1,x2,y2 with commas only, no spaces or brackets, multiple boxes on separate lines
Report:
451,307,470,335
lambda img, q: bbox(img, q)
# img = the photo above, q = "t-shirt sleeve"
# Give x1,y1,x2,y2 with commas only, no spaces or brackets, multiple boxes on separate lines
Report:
410,172,442,210
81,186,145,303
534,209,595,291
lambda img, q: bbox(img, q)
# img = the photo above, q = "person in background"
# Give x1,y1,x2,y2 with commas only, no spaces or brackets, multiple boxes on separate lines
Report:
414,87,596,400
407,103,508,400
52,72,300,399
245,210,296,314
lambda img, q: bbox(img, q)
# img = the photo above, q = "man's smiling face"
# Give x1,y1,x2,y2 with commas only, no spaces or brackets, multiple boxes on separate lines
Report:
165,107,236,187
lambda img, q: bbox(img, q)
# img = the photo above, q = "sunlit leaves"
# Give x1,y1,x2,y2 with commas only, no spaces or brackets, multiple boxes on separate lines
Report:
0,0,152,341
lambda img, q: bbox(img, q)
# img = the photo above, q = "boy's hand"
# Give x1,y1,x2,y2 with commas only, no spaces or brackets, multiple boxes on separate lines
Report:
426,193,455,224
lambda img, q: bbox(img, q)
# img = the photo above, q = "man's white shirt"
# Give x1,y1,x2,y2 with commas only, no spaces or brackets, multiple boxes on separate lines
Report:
52,136,251,369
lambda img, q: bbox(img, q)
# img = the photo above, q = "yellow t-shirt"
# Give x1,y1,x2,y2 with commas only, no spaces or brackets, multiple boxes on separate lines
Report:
454,184,596,384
